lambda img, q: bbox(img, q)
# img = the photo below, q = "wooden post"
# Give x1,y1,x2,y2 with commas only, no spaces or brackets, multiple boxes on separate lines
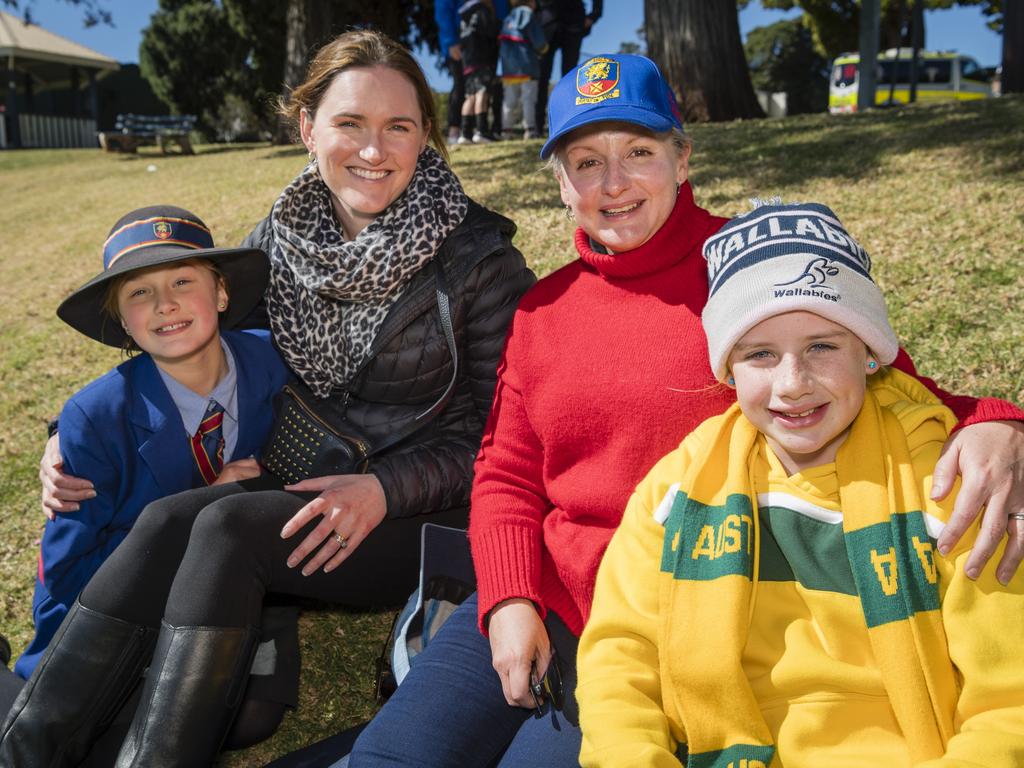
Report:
6,54,21,149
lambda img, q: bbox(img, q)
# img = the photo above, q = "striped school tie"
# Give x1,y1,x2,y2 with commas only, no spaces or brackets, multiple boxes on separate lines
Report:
191,400,225,486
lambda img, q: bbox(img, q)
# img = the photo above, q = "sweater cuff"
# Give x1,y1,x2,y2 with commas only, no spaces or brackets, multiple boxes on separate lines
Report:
472,523,544,634
950,396,1024,433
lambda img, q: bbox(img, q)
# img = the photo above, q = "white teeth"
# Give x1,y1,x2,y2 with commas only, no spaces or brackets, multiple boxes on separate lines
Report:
603,202,640,215
349,167,388,180
784,407,818,418
157,322,189,332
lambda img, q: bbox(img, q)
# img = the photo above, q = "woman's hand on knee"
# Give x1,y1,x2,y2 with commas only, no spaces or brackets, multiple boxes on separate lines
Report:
39,432,95,519
933,420,1024,584
487,598,552,709
212,458,262,486
279,474,387,576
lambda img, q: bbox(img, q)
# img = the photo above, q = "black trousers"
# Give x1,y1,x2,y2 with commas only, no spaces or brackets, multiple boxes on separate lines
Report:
445,56,466,132
535,26,585,132
81,473,467,630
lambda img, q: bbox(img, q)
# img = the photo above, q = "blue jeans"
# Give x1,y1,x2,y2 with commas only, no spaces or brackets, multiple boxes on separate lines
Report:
348,593,581,767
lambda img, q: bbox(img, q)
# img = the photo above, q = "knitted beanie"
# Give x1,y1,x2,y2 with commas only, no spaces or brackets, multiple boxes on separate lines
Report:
701,201,899,382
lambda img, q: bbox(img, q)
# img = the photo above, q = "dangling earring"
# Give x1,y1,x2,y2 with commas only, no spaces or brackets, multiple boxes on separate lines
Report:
564,206,575,221
307,150,317,166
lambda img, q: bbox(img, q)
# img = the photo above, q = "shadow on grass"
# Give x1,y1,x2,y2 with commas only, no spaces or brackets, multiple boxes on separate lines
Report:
690,96,1024,190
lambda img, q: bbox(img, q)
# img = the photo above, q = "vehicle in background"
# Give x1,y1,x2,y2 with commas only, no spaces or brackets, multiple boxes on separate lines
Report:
829,48,992,114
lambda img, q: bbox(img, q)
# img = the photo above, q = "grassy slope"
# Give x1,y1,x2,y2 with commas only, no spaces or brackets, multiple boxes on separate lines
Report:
0,96,1021,764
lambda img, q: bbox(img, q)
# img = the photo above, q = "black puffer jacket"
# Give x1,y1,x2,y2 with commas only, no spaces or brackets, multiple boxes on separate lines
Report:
243,200,535,519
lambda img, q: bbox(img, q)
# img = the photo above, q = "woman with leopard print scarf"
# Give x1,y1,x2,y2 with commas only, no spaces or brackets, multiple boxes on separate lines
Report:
11,30,534,767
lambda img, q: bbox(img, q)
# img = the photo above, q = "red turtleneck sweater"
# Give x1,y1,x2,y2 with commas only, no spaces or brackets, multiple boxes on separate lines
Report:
469,183,1024,637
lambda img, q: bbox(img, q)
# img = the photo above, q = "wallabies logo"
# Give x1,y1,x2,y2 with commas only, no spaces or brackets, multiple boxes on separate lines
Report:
775,257,840,290
576,57,620,105
153,221,173,240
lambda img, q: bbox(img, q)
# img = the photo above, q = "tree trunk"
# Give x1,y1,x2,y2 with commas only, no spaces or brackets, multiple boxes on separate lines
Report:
643,0,763,122
857,0,881,111
1004,0,1023,95
274,0,308,144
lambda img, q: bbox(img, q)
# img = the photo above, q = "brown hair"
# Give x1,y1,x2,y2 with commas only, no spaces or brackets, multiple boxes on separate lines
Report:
279,29,447,162
102,258,227,355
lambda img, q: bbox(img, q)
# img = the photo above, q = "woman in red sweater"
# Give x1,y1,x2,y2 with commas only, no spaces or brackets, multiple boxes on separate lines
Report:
352,53,1024,767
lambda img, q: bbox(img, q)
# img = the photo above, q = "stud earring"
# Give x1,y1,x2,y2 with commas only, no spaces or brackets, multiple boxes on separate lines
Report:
727,376,735,386
867,361,878,370
218,302,227,311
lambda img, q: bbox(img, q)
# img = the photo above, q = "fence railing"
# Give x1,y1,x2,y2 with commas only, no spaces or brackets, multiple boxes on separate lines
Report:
1,114,98,149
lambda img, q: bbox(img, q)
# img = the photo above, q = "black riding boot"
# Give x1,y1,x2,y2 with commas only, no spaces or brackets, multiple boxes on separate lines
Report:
115,621,259,767
0,600,157,768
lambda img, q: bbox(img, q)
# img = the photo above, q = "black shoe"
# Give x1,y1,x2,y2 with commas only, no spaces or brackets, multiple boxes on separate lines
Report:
115,622,258,767
0,600,157,768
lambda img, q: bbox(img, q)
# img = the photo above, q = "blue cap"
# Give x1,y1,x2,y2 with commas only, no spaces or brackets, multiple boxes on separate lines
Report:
540,54,683,159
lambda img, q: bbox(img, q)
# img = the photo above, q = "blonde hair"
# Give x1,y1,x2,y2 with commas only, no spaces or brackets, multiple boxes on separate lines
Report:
279,29,447,162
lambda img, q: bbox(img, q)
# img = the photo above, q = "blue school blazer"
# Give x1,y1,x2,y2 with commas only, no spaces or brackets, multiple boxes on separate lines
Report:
15,330,289,678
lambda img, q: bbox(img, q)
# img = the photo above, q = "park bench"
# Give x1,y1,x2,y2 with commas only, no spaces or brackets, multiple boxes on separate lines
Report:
98,114,197,154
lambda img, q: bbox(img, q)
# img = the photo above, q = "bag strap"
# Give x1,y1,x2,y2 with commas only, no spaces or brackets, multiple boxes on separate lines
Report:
367,260,458,458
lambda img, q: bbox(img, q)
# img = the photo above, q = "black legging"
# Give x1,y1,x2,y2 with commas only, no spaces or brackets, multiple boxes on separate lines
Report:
81,473,467,636
535,26,585,132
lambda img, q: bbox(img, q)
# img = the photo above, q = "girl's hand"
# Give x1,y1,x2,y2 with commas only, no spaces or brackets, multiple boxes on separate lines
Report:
279,474,387,576
40,433,95,520
212,458,262,485
487,598,552,708
933,420,1024,584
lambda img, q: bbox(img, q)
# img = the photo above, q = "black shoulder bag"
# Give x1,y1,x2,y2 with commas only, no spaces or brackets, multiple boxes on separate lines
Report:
260,261,458,484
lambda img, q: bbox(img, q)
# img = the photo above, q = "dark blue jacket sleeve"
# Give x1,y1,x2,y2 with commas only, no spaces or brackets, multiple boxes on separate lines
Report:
41,399,131,605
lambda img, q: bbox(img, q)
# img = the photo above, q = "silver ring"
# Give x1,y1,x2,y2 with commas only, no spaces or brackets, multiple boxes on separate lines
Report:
333,533,349,549
1009,513,1024,521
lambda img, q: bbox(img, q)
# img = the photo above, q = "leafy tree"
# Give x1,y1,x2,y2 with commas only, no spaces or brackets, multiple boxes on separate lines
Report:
745,17,829,114
761,0,1004,60
1,0,111,27
645,0,764,122
139,0,249,136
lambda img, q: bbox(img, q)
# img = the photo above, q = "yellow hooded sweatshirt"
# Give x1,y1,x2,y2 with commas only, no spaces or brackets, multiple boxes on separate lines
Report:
578,368,1024,768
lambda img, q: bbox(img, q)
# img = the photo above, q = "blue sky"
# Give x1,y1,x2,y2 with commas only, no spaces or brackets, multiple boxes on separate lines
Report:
16,0,1004,90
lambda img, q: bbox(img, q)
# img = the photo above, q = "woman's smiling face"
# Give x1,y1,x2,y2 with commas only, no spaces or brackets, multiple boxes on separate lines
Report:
301,66,429,239
556,123,690,253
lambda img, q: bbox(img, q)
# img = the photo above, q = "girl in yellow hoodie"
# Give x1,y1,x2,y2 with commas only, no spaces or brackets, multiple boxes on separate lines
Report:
577,201,1024,768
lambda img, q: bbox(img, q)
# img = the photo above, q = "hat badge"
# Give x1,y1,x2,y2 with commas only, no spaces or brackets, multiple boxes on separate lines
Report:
575,57,620,105
153,221,173,240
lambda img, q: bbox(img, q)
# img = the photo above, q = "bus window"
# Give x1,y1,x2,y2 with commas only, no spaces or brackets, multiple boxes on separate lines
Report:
920,60,951,84
960,57,986,82
833,63,857,87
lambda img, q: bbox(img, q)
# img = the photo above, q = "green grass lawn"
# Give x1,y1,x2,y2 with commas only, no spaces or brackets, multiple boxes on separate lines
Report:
1,96,1022,765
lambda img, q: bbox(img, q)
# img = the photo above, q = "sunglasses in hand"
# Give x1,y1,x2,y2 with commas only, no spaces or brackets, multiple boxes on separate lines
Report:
529,653,564,717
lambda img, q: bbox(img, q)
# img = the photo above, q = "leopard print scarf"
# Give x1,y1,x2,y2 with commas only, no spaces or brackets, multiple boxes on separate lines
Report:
267,146,469,397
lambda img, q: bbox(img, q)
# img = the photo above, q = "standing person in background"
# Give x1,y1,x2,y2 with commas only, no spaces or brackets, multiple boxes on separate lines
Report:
435,0,469,145
500,0,548,139
533,0,602,132
437,0,509,146
459,0,501,144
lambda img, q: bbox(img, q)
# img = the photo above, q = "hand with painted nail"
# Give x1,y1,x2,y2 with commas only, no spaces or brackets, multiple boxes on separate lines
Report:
279,473,387,576
933,420,1024,584
40,432,96,520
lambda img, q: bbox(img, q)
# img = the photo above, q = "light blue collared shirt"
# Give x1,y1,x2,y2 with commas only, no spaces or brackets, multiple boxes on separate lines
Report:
156,338,240,463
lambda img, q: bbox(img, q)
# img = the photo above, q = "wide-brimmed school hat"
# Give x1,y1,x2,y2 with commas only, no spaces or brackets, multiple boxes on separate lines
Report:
58,205,268,347
540,53,684,159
